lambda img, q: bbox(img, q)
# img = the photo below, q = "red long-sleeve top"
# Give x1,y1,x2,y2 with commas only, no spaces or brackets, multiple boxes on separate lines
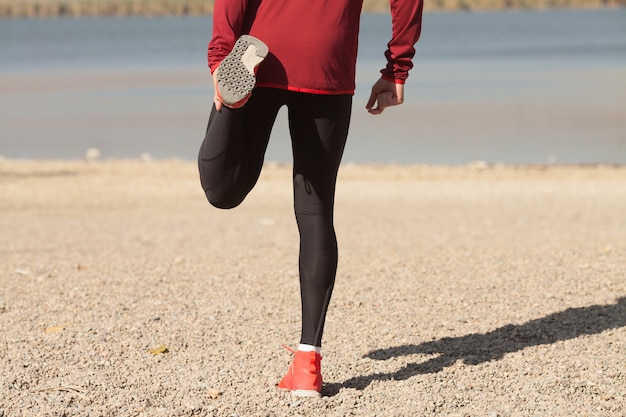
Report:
208,0,423,95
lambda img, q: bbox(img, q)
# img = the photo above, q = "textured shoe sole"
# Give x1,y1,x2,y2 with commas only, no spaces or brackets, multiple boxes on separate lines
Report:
216,35,268,106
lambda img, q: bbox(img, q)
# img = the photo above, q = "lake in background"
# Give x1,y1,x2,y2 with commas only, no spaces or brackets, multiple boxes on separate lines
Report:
1,9,625,164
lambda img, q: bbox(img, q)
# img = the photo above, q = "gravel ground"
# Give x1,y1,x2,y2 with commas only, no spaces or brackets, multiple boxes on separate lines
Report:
1,160,625,417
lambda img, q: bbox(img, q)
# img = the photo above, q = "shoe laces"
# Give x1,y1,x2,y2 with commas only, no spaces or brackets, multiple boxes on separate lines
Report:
280,344,297,354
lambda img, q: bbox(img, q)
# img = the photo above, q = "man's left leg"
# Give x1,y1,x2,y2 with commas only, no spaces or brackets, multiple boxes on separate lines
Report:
277,92,352,397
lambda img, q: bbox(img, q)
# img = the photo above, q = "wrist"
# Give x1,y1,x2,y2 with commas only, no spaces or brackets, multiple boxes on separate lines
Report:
380,73,405,85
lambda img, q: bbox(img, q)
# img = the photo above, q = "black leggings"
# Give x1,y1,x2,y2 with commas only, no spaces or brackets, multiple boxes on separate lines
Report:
198,87,352,346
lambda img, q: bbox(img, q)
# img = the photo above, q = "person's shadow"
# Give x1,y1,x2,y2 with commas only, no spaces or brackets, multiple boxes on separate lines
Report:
322,296,626,396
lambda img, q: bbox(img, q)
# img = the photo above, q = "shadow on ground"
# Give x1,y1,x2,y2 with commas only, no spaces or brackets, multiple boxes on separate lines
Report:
322,296,626,396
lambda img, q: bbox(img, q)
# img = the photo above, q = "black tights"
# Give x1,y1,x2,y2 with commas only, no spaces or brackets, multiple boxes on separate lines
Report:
198,88,352,346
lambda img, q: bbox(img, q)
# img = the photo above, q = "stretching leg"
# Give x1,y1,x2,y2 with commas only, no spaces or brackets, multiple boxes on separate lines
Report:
288,93,352,347
198,88,285,209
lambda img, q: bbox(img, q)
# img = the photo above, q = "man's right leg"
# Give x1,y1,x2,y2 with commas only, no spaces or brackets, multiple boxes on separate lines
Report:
198,88,284,209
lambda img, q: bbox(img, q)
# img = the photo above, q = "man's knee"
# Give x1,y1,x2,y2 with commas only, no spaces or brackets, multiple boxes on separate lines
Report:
203,187,245,210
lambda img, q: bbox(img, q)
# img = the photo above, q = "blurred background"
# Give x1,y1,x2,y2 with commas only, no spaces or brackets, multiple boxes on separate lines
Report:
0,0,625,164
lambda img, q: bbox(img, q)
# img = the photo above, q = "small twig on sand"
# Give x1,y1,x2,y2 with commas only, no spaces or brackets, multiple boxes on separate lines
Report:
33,385,89,400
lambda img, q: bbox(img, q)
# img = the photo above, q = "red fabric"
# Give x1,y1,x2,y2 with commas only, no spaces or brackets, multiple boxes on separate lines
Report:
208,0,423,95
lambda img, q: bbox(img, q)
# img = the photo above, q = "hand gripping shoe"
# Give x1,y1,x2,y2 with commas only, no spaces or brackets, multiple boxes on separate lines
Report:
277,348,322,398
215,35,268,108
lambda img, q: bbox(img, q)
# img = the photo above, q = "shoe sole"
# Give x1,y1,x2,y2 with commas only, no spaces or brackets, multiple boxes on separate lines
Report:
292,389,321,398
216,35,268,106
277,386,322,398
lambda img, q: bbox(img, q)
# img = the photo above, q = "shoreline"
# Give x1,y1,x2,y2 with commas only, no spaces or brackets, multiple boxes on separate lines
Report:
2,157,625,172
2,158,626,173
0,0,624,17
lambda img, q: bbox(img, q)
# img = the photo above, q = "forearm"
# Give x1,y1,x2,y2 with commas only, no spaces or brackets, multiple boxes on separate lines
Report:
208,0,248,73
381,0,424,83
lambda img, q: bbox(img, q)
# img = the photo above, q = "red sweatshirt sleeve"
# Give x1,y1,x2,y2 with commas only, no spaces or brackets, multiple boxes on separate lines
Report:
207,0,248,73
381,0,424,84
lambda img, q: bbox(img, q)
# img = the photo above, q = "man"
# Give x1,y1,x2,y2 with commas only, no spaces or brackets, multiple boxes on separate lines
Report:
198,0,423,397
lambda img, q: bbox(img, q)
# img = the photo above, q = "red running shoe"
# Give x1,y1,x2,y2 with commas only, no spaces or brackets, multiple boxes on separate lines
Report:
277,348,322,398
215,35,268,109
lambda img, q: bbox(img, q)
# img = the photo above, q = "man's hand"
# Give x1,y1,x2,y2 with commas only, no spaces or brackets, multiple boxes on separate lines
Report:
366,77,404,115
212,67,251,112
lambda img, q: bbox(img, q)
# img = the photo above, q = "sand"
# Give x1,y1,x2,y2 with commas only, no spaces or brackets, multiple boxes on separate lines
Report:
1,159,625,416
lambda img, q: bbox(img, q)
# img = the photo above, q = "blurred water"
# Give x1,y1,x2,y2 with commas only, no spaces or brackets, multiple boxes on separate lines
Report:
0,9,625,164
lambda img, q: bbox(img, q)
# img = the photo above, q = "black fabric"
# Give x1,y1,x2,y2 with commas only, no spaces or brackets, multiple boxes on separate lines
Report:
198,88,352,346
